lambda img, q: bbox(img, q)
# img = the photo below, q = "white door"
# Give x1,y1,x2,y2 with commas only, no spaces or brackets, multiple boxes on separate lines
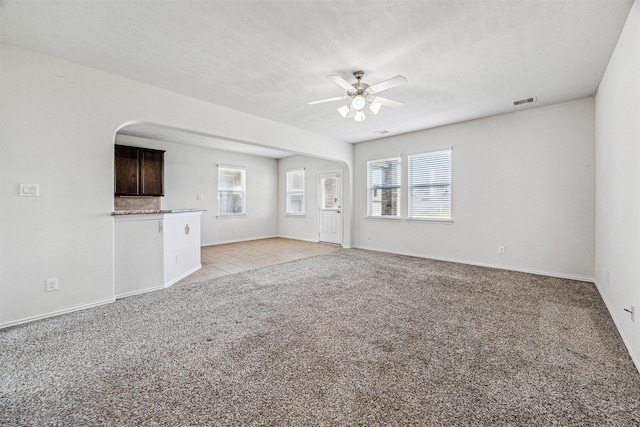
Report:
319,172,342,245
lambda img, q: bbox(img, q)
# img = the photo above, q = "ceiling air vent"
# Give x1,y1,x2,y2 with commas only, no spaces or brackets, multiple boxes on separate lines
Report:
514,97,536,106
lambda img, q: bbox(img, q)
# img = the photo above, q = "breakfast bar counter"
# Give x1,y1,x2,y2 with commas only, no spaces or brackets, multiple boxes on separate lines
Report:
113,209,205,298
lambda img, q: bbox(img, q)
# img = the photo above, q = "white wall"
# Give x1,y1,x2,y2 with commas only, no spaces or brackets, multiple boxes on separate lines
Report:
595,0,640,369
0,44,352,326
116,134,279,245
278,155,349,244
354,98,595,280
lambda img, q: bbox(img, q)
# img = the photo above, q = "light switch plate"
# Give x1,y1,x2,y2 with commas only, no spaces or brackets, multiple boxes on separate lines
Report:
20,184,39,197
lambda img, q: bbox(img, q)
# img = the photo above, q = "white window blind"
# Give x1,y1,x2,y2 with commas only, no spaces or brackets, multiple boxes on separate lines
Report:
286,169,305,215
367,157,401,217
408,149,451,219
218,165,246,216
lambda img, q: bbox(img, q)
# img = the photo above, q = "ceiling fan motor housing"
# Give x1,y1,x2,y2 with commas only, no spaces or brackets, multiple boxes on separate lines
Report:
349,71,371,97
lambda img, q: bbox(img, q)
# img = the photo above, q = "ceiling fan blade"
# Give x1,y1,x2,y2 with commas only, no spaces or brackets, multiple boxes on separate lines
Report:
308,95,348,105
369,75,408,94
374,97,405,108
328,75,355,91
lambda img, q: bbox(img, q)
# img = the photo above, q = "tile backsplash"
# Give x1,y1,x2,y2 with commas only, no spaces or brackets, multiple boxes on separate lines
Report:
114,196,161,211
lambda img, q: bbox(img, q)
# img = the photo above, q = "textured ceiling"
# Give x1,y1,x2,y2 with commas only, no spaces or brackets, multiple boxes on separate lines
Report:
0,0,634,147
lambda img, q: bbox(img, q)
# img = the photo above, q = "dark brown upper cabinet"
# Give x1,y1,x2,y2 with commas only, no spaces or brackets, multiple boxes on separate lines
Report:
114,145,165,196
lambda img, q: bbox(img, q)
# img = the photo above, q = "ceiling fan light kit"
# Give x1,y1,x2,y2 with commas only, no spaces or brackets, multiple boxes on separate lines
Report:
352,95,366,111
337,105,351,118
369,102,382,115
308,71,408,122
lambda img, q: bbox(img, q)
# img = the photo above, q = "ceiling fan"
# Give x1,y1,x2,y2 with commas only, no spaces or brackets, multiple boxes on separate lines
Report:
308,71,408,122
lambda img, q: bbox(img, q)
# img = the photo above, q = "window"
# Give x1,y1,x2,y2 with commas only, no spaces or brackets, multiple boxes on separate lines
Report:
321,174,339,210
408,149,452,220
218,165,246,216
367,157,401,217
286,169,305,215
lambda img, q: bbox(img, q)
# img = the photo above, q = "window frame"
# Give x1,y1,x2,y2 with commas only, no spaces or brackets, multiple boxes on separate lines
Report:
366,156,402,219
285,168,305,216
407,148,452,221
217,165,246,217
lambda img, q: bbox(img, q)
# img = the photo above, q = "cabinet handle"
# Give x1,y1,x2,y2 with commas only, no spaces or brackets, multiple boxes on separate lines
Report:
158,221,163,234
185,224,190,235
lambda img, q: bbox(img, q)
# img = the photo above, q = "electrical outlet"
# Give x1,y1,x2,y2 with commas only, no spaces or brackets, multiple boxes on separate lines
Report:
367,233,372,240
498,246,505,254
46,278,58,292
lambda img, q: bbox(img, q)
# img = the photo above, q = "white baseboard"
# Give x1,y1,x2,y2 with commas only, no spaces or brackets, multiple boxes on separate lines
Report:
594,281,640,374
164,264,202,288
203,235,346,247
115,284,165,300
0,297,115,329
201,235,278,247
116,265,203,298
352,245,595,283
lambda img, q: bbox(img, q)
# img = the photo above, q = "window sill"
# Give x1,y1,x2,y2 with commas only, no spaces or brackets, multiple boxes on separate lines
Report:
366,216,402,221
406,218,453,224
285,214,306,218
216,214,247,219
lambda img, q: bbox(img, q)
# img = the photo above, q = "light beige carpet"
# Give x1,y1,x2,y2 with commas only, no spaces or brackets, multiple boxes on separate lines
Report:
1,249,638,426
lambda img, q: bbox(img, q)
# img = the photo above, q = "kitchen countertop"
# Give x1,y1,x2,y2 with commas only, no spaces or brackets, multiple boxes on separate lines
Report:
112,208,207,216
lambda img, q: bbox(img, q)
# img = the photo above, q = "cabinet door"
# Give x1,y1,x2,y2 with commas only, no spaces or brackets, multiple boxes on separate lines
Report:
114,145,139,196
114,217,164,297
140,149,164,196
